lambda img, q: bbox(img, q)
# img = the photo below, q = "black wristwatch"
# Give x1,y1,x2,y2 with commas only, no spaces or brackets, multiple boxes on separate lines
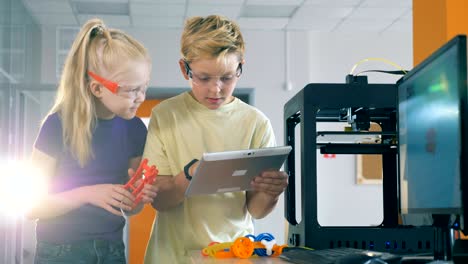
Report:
184,158,199,181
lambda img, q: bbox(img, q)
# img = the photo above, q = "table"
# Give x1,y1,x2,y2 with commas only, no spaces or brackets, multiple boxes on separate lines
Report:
188,251,292,264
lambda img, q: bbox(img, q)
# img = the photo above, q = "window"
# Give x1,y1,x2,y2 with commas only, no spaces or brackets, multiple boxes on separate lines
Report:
56,26,79,80
0,25,25,83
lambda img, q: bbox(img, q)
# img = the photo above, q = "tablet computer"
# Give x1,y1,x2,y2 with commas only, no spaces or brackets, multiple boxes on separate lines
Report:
185,146,292,197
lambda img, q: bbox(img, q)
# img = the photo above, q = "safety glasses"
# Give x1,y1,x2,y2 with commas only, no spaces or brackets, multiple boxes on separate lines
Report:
88,70,147,100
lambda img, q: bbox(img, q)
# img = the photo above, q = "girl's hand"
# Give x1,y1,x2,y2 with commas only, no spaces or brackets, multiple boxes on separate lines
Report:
127,168,158,206
134,179,158,205
84,184,135,216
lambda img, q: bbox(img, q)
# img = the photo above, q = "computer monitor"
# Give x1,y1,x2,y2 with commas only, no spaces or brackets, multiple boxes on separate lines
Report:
397,35,468,232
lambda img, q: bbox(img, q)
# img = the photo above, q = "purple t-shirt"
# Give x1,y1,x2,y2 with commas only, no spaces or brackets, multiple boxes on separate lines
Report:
34,113,147,243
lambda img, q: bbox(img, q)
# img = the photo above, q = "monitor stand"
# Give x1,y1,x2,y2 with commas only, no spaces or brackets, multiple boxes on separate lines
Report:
432,214,459,261
444,215,468,264
452,237,468,264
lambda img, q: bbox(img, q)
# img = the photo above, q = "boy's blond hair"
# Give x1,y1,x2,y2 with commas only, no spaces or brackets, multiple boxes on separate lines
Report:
181,15,245,64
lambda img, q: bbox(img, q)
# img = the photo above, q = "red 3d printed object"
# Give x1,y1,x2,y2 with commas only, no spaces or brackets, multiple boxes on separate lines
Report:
124,158,158,208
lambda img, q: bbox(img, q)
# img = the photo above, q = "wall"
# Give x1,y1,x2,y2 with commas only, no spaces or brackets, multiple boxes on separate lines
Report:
413,0,468,65
309,32,413,84
38,26,412,244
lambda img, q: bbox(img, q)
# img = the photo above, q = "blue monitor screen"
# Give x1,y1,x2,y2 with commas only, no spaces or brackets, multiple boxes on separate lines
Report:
398,36,466,216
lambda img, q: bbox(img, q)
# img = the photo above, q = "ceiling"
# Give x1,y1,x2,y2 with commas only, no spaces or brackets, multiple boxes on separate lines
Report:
21,0,412,33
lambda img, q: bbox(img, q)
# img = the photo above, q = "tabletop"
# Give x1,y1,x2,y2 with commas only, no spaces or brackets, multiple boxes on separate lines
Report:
188,251,292,264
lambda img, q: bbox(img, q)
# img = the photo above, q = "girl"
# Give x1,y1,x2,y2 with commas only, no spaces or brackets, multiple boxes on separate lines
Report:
29,18,157,264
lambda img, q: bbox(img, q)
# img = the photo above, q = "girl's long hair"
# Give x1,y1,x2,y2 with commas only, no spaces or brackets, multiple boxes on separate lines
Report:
46,18,149,167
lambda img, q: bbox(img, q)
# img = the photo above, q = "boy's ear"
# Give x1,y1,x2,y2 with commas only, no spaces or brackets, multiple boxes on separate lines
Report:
89,82,103,98
178,59,190,80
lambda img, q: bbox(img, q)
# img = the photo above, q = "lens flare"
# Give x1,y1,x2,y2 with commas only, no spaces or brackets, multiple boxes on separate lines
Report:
0,160,48,217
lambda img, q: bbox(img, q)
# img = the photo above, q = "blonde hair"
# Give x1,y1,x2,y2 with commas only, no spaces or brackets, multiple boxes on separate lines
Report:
181,15,245,63
47,18,150,167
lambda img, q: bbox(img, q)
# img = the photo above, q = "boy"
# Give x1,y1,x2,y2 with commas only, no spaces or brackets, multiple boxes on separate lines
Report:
143,15,288,263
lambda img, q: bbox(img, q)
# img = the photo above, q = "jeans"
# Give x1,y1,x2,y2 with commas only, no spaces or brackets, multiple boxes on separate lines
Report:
34,239,126,264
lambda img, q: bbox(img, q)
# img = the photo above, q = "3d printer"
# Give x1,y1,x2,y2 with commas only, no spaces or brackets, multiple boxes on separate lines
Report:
283,77,434,254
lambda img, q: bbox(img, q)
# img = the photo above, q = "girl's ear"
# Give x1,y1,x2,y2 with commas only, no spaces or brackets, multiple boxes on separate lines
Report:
89,82,103,98
178,59,190,80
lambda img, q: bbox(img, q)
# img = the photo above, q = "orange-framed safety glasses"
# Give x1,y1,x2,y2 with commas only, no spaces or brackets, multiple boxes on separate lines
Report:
88,70,119,94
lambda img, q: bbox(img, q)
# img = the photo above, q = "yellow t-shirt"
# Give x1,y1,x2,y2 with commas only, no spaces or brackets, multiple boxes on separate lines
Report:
143,92,276,263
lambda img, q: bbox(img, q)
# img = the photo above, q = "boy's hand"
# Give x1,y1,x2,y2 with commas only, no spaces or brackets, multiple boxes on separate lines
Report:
250,170,288,198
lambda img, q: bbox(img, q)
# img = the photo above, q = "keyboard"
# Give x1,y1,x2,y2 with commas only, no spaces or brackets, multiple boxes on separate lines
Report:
279,247,402,264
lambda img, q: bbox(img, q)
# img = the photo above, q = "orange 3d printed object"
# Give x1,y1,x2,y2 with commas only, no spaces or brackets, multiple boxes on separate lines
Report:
124,158,158,208
202,233,287,259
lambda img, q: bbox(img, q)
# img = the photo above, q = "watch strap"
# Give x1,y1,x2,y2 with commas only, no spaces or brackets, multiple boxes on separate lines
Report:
184,158,199,181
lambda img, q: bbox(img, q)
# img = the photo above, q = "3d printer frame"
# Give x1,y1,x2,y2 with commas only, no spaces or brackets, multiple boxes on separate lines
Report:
283,82,434,254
